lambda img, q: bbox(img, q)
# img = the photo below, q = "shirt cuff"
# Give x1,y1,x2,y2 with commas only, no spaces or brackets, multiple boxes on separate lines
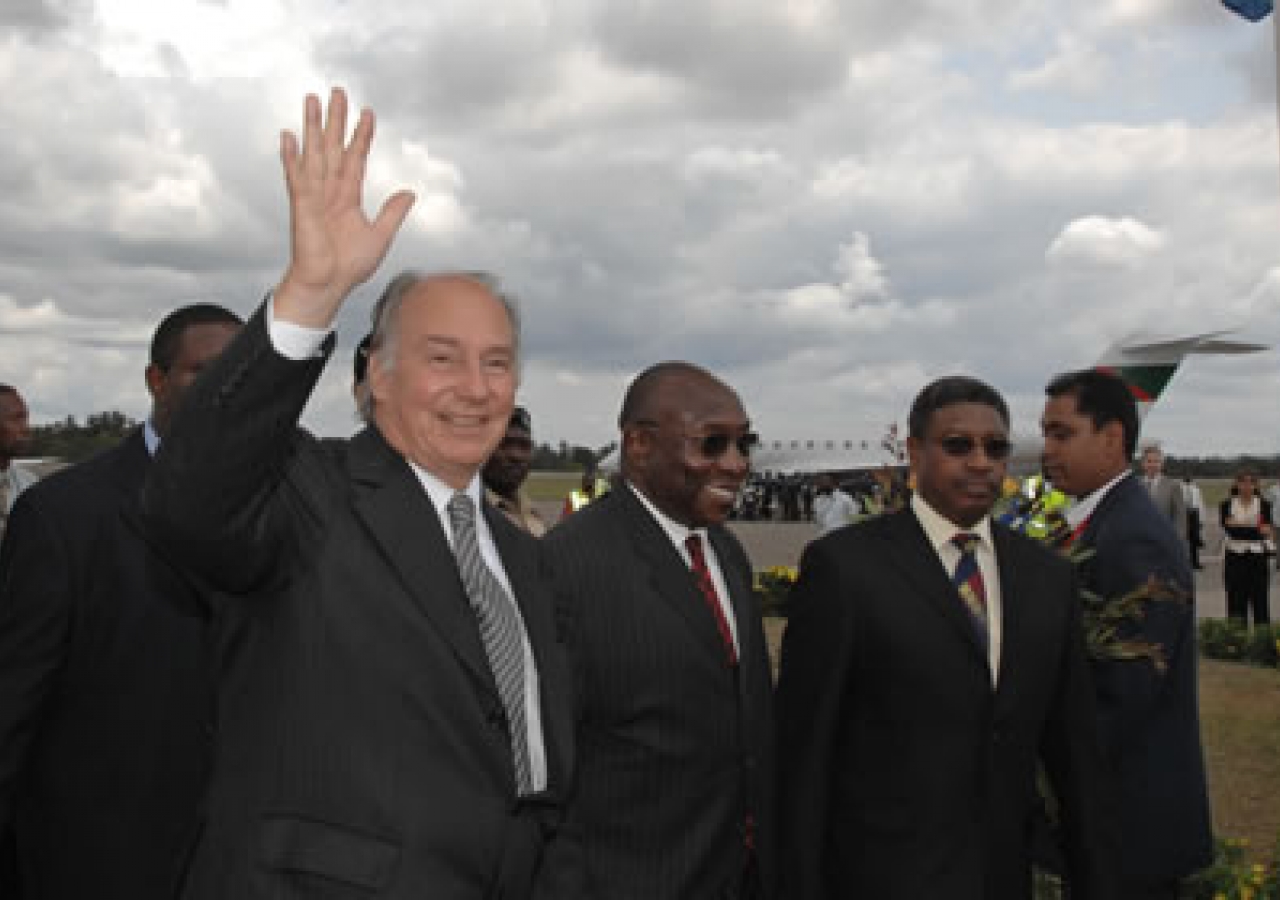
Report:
266,292,331,360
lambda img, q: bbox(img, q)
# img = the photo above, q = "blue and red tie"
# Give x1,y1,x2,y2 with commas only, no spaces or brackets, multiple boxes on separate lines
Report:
951,532,988,648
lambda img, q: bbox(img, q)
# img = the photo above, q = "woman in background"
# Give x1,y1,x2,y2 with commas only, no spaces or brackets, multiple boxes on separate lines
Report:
1220,470,1273,626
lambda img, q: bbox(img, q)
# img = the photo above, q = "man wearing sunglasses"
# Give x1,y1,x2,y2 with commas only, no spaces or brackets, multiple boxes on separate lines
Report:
777,375,1118,900
1041,370,1211,900
537,362,776,900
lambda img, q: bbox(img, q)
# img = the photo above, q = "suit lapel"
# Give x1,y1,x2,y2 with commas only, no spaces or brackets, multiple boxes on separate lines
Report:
708,525,765,692
882,510,989,668
617,487,729,664
346,428,497,699
992,526,1025,710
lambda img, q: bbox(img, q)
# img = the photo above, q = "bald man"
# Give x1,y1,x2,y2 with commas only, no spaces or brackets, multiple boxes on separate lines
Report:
537,362,775,900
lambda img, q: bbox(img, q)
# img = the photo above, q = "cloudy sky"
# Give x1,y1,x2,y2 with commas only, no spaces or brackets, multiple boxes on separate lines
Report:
3,0,1279,457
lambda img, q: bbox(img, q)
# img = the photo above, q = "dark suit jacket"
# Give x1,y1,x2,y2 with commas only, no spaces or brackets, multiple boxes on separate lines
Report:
141,307,574,899
1079,474,1213,881
775,508,1118,900
0,428,214,899
537,484,776,899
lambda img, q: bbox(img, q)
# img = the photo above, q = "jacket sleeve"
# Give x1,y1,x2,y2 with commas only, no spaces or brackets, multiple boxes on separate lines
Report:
141,303,333,596
774,537,855,900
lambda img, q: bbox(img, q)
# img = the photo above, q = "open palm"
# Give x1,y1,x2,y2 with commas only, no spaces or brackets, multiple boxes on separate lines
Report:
277,88,415,327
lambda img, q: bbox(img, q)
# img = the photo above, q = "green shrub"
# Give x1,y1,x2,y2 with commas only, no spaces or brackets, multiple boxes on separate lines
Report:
754,566,797,618
1200,619,1280,668
1183,836,1280,899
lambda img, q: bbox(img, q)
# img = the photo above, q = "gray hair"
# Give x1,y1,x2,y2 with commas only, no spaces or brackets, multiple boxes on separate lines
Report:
360,270,522,420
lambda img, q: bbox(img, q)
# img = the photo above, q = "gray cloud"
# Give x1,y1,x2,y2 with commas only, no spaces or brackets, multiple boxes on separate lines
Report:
1,0,1277,456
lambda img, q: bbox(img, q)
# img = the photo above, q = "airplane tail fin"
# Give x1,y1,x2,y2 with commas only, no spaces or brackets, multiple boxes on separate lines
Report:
1093,330,1267,420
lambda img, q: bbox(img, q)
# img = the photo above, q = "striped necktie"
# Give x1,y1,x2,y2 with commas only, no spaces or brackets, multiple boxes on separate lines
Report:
951,532,988,647
447,492,533,795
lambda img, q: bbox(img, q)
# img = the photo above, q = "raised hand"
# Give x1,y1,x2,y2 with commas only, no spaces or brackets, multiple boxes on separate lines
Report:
275,88,416,328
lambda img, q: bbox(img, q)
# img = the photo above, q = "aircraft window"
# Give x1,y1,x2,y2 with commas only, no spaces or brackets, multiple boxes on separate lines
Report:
806,441,814,449
825,441,834,450
773,441,782,450
844,440,852,449
790,441,798,449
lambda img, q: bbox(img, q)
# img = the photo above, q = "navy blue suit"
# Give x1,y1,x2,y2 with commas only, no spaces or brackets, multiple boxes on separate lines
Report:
1076,473,1213,885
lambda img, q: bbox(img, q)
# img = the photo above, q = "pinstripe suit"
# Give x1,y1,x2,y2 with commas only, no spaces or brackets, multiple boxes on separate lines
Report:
536,484,775,899
141,308,574,899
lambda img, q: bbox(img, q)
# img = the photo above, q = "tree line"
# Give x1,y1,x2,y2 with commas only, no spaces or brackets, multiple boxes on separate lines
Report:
24,411,618,470
21,411,1274,476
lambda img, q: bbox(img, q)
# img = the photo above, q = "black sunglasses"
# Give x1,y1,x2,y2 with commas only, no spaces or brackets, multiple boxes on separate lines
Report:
634,421,759,459
695,431,760,459
936,435,1012,460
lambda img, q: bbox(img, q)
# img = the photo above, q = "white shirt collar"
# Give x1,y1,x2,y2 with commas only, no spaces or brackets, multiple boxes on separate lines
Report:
910,493,994,554
406,462,484,537
626,480,708,550
1064,469,1131,528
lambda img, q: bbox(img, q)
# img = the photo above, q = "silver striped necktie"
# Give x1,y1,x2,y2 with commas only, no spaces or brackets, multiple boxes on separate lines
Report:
446,492,533,795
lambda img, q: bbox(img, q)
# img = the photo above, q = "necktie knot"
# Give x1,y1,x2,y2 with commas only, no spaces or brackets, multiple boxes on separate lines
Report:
447,491,476,532
951,532,981,556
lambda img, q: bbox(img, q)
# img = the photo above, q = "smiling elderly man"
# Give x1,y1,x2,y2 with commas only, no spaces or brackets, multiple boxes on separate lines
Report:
141,88,573,900
536,361,776,900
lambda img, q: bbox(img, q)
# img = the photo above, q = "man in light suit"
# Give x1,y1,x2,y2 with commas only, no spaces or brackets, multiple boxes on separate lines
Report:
776,376,1117,900
142,88,573,899
1139,445,1186,542
1042,370,1212,899
0,304,241,900
537,362,775,899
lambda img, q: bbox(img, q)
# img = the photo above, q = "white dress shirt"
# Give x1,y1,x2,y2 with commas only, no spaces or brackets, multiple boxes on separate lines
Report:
910,494,1003,686
627,482,741,655
266,298,548,791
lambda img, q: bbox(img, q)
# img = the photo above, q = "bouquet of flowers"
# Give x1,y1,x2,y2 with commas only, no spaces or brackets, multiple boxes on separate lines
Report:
754,565,798,618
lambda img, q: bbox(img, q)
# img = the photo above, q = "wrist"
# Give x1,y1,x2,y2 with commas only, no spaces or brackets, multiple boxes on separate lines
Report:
273,273,345,329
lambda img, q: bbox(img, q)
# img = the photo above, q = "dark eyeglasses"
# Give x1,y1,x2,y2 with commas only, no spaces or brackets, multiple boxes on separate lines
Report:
694,431,760,459
634,421,759,459
936,435,1012,460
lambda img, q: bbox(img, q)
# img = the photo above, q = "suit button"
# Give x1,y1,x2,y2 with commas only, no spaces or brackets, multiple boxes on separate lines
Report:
487,707,508,732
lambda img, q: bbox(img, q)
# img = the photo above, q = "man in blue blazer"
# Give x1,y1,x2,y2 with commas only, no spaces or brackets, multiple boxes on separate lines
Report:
1041,369,1213,899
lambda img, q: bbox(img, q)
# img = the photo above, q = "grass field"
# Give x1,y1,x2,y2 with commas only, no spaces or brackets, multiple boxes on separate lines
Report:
763,619,1280,860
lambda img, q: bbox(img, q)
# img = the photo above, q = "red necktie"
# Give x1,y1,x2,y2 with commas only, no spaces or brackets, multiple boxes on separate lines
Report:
685,534,738,666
